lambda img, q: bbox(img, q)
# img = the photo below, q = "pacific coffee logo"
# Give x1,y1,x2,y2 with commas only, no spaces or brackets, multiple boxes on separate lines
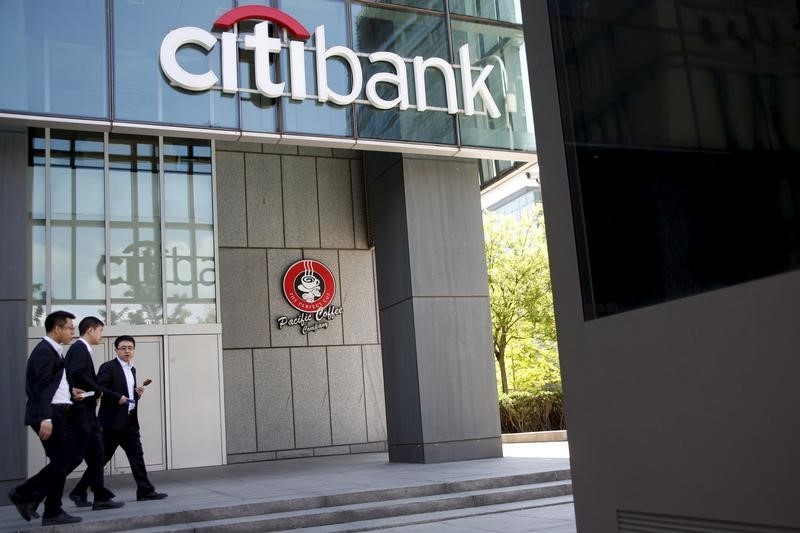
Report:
277,259,343,335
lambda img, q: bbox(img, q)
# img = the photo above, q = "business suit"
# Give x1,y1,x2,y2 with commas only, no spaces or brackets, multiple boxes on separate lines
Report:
73,357,156,498
64,339,115,502
13,339,80,519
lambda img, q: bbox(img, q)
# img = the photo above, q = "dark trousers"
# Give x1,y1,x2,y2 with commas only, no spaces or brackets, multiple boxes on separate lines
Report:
68,405,115,501
14,405,79,518
73,427,155,498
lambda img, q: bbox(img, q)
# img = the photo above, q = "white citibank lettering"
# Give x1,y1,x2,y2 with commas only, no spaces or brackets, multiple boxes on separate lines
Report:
159,8,502,118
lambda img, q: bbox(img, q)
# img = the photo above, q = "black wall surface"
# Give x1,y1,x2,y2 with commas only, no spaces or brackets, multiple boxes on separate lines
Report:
542,0,800,319
0,127,30,491
523,1,800,530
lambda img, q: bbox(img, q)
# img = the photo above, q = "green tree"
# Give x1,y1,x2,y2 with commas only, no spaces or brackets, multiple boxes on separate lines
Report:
484,207,557,394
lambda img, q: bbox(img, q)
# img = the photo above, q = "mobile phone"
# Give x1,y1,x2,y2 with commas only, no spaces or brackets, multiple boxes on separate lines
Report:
81,391,95,399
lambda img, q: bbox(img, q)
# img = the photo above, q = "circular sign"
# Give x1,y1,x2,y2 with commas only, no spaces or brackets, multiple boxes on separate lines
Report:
282,259,336,313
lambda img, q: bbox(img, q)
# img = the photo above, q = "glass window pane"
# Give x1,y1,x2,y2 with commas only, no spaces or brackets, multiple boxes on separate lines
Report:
450,0,521,23
113,0,238,128
29,129,47,326
451,20,535,151
31,224,46,326
45,131,107,323
352,4,456,143
357,0,444,9
163,139,216,324
193,174,214,225
50,130,105,221
0,0,108,118
165,174,190,223
273,0,353,136
108,134,163,325
50,224,106,322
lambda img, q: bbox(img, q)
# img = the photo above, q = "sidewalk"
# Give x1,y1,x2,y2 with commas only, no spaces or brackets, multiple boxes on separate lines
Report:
0,442,573,532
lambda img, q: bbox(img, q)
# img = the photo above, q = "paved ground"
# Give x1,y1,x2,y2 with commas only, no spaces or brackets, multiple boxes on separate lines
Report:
1,442,574,532
380,501,576,532
374,442,576,532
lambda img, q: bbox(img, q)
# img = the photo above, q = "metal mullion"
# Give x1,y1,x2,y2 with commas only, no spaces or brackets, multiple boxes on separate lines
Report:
159,137,172,469
104,131,112,322
159,137,168,324
45,129,52,315
71,147,78,303
210,140,221,325
444,0,462,147
185,152,199,301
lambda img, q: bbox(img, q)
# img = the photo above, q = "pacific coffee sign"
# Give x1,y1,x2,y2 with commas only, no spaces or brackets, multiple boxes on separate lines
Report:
277,259,343,335
160,5,503,118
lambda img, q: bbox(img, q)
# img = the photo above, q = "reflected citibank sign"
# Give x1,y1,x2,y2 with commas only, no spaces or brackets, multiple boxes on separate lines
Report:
159,5,502,118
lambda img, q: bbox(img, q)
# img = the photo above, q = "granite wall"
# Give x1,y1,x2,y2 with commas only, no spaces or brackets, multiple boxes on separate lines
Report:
216,142,386,462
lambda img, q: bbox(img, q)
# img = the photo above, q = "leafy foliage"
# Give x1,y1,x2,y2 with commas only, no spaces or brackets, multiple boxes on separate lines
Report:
499,390,565,433
484,206,558,394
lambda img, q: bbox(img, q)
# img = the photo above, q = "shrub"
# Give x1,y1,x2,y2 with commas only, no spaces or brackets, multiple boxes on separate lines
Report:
499,390,565,433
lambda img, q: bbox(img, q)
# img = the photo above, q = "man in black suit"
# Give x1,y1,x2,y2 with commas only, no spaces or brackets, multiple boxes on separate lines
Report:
72,335,167,502
7,310,82,526
65,316,124,510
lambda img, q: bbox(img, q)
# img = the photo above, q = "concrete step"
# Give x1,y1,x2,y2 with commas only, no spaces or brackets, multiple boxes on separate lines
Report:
17,470,570,533
296,495,575,532
128,479,572,532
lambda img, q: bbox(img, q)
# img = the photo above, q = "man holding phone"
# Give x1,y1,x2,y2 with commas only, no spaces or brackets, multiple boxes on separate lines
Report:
71,335,167,502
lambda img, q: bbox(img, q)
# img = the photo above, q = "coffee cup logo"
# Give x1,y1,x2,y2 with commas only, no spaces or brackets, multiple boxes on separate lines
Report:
282,259,335,313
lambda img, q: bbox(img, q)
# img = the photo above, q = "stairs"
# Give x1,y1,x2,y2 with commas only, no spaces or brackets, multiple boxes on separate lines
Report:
22,470,571,532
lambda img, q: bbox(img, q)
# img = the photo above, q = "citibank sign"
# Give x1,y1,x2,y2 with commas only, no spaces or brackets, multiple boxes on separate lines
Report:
159,5,502,118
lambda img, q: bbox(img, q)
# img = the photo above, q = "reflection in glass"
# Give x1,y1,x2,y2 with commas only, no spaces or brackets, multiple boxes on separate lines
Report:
450,0,521,23
0,0,108,118
163,139,217,324
108,135,163,325
29,130,46,326
359,0,444,10
30,224,46,326
353,4,456,143
46,131,106,323
27,131,219,327
113,0,237,128
451,20,534,151
276,0,353,136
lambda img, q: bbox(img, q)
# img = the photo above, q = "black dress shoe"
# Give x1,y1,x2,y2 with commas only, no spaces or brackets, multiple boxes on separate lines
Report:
68,493,91,507
41,511,82,526
137,491,168,501
7,489,34,522
92,499,125,510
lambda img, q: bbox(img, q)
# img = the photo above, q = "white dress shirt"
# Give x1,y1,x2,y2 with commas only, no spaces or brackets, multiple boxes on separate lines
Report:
116,356,136,412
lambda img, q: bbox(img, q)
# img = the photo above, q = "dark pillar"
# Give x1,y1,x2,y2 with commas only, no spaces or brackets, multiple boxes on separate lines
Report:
0,126,30,490
366,152,501,463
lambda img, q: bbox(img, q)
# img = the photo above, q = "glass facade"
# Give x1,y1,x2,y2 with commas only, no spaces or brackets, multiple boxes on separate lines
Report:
107,135,163,325
1,1,531,158
0,0,108,118
550,0,800,318
28,130,217,327
491,189,541,220
451,20,533,151
450,0,521,23
353,3,455,144
113,0,238,129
